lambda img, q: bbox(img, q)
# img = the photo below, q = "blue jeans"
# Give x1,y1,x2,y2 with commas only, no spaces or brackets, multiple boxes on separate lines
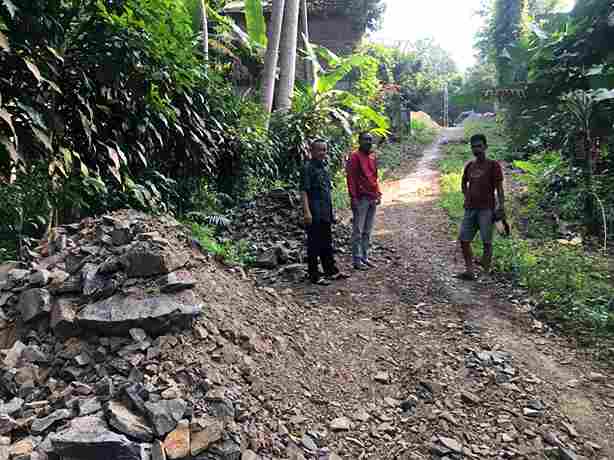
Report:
351,198,377,265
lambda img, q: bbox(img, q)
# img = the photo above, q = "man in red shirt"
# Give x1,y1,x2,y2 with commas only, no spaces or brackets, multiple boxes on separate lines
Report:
346,132,382,270
458,133,505,280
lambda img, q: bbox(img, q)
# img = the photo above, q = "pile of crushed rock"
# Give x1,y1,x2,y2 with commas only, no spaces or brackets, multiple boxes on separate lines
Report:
0,210,247,460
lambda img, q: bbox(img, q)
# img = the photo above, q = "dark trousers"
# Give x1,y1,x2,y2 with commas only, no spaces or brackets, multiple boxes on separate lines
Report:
306,222,338,281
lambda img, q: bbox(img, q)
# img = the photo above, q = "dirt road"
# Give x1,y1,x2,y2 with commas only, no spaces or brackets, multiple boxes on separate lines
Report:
243,129,614,459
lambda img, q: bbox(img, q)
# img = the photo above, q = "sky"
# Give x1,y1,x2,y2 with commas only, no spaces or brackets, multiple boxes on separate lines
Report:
370,0,576,72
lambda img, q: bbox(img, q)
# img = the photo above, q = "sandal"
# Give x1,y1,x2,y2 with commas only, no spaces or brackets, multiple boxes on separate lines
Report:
455,272,477,281
310,278,331,286
327,272,350,280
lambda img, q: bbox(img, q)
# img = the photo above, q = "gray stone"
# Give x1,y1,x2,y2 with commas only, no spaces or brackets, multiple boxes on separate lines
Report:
31,409,71,434
98,257,124,275
0,398,24,416
523,408,542,418
163,419,189,459
28,270,50,288
50,415,141,460
158,271,196,294
190,418,224,456
241,451,258,460
330,417,351,431
0,293,14,308
439,436,462,453
50,298,80,338
107,401,154,442
144,399,187,437
75,352,92,366
3,341,26,367
18,289,51,322
65,253,87,274
79,398,102,416
152,440,166,460
301,434,318,451
461,391,481,405
527,399,544,411
0,262,23,283
197,438,241,460
208,400,235,418
123,244,188,278
51,275,81,295
22,346,50,364
0,415,17,435
0,436,8,460
7,269,30,286
77,292,202,336
588,372,606,383
129,328,149,343
254,248,279,269
559,447,578,460
81,263,116,300
112,225,133,246
8,437,33,459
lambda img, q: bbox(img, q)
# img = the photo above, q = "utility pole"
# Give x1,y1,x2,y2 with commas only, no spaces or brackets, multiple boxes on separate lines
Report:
443,82,449,128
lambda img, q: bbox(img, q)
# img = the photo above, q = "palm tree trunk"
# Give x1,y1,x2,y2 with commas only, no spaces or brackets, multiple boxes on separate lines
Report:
299,0,314,88
199,0,209,65
262,0,286,114
276,0,300,112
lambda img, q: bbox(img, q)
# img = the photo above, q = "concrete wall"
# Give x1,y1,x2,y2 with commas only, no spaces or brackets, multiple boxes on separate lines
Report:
230,13,362,57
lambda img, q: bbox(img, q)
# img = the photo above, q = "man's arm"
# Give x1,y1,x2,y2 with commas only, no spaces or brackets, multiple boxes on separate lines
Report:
494,162,505,211
461,164,469,195
301,166,313,225
373,153,382,203
302,192,312,225
346,154,359,207
496,183,505,211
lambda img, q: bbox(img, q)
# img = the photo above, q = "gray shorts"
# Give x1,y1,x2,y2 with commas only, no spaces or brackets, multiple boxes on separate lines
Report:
459,209,495,243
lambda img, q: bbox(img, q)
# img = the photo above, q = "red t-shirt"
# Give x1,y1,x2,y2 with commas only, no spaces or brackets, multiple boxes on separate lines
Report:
346,150,381,201
462,159,503,209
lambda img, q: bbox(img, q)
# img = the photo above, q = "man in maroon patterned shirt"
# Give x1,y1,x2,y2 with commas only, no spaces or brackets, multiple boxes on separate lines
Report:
458,133,505,280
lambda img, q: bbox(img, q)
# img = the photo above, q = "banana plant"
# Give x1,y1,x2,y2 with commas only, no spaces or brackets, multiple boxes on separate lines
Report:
299,44,390,137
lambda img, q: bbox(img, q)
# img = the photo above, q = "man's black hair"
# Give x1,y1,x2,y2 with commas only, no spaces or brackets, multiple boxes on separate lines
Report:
470,133,488,146
359,131,373,140
310,138,327,148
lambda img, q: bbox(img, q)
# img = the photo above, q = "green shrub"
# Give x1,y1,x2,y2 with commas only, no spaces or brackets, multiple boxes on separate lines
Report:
189,222,254,266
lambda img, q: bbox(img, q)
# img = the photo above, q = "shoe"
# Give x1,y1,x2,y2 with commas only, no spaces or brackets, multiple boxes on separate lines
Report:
455,271,477,281
326,272,350,280
353,263,368,271
310,277,331,286
362,259,377,269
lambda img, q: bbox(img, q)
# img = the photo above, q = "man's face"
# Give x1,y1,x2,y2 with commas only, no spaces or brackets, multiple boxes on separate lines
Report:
359,134,374,152
311,142,327,161
471,140,487,159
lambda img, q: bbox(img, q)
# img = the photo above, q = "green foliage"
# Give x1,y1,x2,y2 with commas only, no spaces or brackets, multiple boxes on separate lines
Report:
244,0,267,48
189,222,254,265
357,41,461,130
331,170,350,210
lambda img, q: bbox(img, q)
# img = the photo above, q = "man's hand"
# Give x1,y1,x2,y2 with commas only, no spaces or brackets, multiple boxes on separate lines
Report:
304,212,313,226
495,205,506,221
